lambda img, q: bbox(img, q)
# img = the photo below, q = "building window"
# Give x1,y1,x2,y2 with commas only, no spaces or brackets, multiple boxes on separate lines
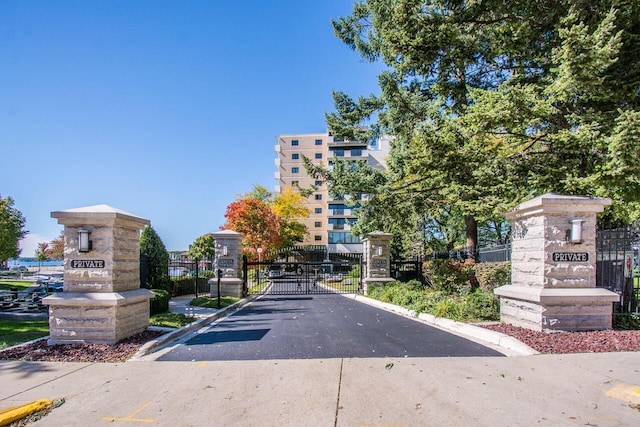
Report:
292,140,299,146
314,235,322,241
315,153,322,159
315,221,322,227
328,232,361,244
292,153,299,160
315,208,322,214
351,148,363,156
315,139,322,145
291,180,299,186
315,180,323,186
315,194,322,200
292,167,299,173
333,149,344,157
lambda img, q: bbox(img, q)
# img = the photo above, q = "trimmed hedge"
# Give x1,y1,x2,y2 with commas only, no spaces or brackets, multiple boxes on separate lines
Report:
150,289,170,315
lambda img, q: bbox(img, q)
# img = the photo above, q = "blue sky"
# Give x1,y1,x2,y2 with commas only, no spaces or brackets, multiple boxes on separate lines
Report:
1,1,382,255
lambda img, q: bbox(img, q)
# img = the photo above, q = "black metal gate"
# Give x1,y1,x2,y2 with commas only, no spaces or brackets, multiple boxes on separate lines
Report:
390,256,430,286
243,248,362,295
596,226,640,314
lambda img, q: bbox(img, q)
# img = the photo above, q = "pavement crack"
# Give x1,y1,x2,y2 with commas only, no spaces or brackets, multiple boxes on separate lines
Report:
334,358,344,427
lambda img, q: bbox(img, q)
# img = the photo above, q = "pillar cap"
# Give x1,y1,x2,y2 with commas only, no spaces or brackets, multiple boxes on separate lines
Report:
51,204,150,225
506,193,611,220
211,229,244,239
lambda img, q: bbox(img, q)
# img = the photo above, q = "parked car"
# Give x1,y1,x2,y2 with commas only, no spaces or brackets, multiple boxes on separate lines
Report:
9,266,28,274
169,267,191,277
268,265,284,279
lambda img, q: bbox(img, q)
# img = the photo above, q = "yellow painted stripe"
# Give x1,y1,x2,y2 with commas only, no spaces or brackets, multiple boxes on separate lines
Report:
605,384,640,404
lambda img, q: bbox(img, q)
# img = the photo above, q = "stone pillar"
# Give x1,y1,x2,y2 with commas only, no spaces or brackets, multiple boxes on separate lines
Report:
362,231,394,295
209,230,244,298
494,193,619,331
43,205,153,344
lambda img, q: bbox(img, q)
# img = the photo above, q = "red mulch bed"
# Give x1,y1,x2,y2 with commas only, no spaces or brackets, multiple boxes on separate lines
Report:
0,330,166,363
482,323,640,354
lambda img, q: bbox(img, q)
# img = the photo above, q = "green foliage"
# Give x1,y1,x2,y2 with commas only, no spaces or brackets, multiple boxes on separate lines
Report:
0,195,27,262
425,260,476,294
613,313,640,330
474,262,511,290
140,226,170,291
188,233,216,260
197,270,215,279
325,0,640,255
464,290,501,321
0,320,49,350
190,296,241,309
149,312,195,329
367,278,499,322
149,289,170,316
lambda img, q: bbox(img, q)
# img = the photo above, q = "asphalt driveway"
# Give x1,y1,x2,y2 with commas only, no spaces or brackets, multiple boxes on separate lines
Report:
157,293,503,361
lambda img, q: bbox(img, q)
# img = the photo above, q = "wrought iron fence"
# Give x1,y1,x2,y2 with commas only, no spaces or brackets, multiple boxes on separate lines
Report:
596,227,640,314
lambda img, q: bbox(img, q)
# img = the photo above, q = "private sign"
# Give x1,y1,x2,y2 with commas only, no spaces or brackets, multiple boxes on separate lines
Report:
552,252,589,262
71,260,105,268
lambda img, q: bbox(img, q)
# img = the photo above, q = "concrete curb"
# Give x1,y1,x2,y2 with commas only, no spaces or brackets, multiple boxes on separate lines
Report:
344,294,539,356
131,295,258,360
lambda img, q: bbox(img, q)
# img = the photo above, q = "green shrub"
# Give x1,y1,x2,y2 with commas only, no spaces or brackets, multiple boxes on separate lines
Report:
425,259,476,294
613,313,640,330
474,262,511,290
366,279,499,322
196,270,215,279
463,289,500,321
432,299,464,321
150,289,170,315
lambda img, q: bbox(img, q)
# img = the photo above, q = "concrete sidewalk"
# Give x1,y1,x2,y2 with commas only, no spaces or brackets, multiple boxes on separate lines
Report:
2,295,639,426
2,353,640,426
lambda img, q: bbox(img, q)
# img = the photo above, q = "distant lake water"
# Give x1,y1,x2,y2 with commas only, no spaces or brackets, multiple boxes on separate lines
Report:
8,258,64,267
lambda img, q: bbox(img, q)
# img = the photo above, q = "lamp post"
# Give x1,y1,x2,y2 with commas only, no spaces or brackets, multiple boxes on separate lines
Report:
257,247,263,287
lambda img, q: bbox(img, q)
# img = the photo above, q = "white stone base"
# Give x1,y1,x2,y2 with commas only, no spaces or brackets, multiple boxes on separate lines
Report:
494,285,619,332
43,289,153,345
362,277,395,296
209,278,244,298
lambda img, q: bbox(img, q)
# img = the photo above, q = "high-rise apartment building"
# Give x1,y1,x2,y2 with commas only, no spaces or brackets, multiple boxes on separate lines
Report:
274,131,389,253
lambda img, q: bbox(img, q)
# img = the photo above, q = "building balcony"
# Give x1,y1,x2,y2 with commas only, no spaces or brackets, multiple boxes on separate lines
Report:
274,171,281,180
274,144,281,153
274,158,281,168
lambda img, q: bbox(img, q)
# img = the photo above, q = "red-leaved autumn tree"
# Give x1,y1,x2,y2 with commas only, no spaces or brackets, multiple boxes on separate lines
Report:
222,198,284,259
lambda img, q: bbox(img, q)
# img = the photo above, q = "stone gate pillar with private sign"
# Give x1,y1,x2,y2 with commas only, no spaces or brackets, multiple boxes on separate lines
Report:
494,193,619,331
209,230,244,298
43,205,154,344
362,231,394,295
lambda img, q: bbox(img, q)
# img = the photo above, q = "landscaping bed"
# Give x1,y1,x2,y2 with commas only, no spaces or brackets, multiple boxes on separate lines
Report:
0,329,167,363
483,323,640,354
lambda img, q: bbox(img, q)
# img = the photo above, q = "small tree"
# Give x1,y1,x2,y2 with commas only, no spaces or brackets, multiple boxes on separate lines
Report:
222,198,284,259
0,195,27,263
140,226,170,291
188,233,216,271
47,230,64,260
35,242,49,272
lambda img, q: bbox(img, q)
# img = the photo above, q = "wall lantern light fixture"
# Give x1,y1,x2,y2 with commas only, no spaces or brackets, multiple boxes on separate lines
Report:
78,229,92,252
222,246,229,256
377,245,383,256
567,219,585,244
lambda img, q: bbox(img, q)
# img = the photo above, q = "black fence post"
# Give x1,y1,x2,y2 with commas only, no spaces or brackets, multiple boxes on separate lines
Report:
217,268,222,308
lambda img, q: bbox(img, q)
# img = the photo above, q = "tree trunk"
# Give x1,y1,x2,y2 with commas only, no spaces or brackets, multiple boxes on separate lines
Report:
465,215,478,254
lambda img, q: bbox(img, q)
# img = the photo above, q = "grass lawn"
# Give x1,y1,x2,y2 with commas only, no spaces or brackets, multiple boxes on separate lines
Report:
149,312,196,329
190,296,240,309
0,281,34,291
0,320,50,350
